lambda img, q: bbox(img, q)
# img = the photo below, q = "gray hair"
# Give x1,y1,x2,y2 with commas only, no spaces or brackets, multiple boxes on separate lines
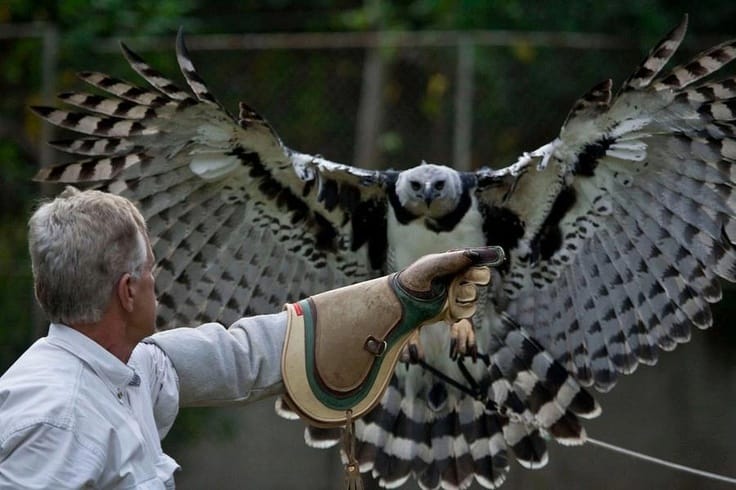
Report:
28,187,149,325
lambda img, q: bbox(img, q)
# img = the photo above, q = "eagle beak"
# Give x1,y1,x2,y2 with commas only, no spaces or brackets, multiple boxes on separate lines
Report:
423,184,434,205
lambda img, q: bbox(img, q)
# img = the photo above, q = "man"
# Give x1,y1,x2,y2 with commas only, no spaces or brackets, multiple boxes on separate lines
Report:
0,187,499,489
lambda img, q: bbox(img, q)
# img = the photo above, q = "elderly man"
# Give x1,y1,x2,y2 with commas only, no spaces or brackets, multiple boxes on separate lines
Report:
0,187,499,489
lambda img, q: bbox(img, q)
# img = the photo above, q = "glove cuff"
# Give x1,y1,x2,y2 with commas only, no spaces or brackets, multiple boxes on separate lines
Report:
281,275,445,427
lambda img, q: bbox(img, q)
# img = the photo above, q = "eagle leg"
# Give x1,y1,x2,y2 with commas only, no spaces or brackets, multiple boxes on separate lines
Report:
400,330,425,363
400,318,478,364
449,318,477,361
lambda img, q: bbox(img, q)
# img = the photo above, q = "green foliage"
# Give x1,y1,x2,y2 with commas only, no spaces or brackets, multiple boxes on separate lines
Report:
7,0,194,37
357,0,736,38
54,0,193,46
3,0,196,80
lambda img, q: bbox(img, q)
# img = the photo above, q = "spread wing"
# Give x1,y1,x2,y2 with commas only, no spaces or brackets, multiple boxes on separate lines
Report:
476,16,736,391
32,30,391,329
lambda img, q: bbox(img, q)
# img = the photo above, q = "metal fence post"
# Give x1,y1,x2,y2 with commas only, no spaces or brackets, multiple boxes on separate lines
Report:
353,41,384,170
453,35,474,171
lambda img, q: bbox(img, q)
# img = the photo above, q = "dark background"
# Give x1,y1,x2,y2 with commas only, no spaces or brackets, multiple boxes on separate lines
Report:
1,1,735,488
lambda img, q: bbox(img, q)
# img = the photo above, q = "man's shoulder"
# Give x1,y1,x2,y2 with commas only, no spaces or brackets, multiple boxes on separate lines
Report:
0,340,88,437
130,340,172,385
1,338,82,384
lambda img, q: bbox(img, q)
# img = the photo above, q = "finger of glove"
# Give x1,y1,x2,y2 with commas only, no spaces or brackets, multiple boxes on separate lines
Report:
400,247,502,292
432,247,504,275
448,299,477,321
450,281,477,304
462,266,491,286
461,246,505,267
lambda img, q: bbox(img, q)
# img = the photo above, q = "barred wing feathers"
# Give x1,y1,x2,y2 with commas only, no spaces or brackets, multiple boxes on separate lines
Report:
358,17,736,489
477,16,736,392
33,30,388,329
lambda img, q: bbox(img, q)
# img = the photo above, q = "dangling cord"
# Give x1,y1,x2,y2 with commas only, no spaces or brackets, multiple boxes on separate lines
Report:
416,357,485,401
417,355,736,486
343,409,364,490
586,437,736,485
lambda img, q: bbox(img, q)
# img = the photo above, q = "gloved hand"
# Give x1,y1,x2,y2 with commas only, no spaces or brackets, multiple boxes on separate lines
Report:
281,246,504,427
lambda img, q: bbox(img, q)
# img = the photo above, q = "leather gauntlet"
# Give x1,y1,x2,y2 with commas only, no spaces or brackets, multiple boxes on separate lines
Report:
281,246,504,427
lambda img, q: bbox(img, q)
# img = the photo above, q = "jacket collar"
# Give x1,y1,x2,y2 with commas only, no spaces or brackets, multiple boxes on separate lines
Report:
46,323,139,392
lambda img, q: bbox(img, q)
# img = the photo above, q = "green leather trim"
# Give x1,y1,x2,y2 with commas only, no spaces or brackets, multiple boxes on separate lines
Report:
300,279,446,410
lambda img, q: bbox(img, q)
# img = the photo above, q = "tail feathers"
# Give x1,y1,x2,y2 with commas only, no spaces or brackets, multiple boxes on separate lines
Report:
548,412,587,445
489,314,601,426
273,395,300,420
273,396,342,448
354,378,509,489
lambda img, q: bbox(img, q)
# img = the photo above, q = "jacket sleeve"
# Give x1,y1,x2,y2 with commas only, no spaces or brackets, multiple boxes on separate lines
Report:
145,312,287,407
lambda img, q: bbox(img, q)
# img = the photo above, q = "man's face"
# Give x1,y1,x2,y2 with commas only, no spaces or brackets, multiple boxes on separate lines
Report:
129,240,158,341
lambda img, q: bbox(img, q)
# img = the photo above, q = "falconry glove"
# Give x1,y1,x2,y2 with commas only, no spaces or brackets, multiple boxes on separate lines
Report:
280,245,504,427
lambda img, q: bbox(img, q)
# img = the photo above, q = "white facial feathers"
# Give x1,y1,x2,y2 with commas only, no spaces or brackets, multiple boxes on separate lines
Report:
395,163,464,218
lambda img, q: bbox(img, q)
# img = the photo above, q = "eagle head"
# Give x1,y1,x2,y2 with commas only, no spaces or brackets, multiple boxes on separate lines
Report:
395,163,464,219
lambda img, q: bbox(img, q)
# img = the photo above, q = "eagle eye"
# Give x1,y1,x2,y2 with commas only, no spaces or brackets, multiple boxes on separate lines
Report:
434,180,445,191
410,181,421,191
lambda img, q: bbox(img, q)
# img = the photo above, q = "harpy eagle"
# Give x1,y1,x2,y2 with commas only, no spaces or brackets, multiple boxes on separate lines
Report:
33,16,736,489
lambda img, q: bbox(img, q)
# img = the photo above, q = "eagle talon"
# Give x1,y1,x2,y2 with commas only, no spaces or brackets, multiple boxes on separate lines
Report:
400,331,424,364
449,318,476,361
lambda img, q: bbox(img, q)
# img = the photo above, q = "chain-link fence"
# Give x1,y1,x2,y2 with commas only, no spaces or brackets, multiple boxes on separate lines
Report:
134,30,644,173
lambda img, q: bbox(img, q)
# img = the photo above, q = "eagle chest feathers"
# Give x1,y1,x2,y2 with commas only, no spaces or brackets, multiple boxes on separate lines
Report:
387,193,485,271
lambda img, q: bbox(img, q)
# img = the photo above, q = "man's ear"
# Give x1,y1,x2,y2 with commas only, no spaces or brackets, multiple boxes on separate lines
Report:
117,273,136,313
